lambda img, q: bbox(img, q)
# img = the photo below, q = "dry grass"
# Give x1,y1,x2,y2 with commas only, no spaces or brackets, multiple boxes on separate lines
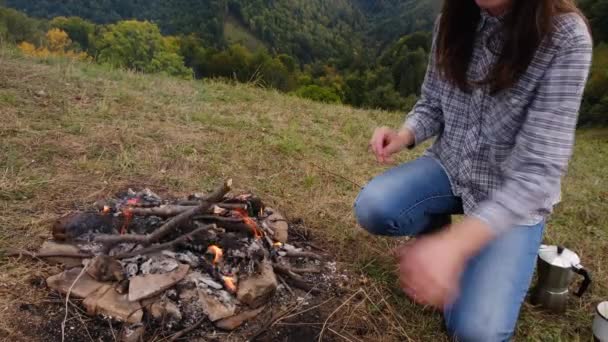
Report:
0,48,606,341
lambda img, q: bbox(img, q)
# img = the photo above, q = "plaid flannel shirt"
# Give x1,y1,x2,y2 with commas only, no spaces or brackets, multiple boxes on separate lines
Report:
404,11,593,234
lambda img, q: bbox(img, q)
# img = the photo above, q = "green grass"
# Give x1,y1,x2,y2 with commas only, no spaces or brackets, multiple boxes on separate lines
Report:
0,50,606,341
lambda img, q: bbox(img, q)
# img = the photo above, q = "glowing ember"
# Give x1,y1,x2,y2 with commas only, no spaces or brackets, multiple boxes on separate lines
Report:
102,206,111,214
126,198,139,205
207,245,223,265
223,276,237,293
273,242,283,248
233,208,263,239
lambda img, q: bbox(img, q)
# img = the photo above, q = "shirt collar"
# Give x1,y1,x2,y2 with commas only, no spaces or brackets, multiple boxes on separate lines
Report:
477,8,508,33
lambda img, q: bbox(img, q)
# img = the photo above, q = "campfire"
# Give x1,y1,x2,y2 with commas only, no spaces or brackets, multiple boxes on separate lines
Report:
10,179,336,340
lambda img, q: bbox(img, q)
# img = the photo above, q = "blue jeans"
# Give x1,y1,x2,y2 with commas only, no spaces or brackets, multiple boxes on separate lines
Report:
354,156,544,342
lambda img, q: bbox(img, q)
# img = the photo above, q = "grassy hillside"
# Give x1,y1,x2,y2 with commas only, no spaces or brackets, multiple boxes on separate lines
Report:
1,50,607,341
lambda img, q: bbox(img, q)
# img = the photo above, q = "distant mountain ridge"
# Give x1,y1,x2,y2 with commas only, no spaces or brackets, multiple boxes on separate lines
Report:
4,0,440,62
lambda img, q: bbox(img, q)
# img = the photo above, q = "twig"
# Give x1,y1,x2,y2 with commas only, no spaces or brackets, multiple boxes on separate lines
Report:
62,265,89,342
278,275,295,297
289,267,322,274
328,327,357,342
310,162,362,188
5,249,93,259
273,264,321,294
284,250,323,261
68,301,94,342
248,304,300,341
114,225,215,259
318,289,363,342
107,320,117,342
168,316,207,341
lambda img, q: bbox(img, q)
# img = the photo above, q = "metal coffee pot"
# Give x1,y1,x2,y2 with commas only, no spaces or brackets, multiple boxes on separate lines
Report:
530,245,591,313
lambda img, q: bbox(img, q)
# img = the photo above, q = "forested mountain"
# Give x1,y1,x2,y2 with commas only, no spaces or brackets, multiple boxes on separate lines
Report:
3,0,437,62
2,0,607,126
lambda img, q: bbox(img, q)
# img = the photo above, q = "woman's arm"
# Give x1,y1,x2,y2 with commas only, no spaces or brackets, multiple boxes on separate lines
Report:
403,16,445,148
473,26,593,234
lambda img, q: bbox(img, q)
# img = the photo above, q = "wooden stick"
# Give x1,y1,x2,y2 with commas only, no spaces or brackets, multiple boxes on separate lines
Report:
114,225,215,259
5,249,93,259
192,215,244,223
129,205,195,217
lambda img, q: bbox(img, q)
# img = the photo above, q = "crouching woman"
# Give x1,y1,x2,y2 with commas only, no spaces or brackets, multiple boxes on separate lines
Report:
354,0,592,341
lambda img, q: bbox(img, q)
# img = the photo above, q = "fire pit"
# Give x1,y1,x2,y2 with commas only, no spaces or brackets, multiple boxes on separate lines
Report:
9,180,346,341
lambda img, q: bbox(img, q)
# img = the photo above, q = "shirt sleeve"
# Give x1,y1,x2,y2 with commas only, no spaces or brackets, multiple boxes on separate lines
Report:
472,32,593,234
403,16,444,147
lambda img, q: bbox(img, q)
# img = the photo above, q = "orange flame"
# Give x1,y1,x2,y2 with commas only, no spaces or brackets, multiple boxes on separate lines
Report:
273,242,283,249
234,208,263,239
120,208,133,234
207,245,223,265
102,206,111,214
223,276,237,293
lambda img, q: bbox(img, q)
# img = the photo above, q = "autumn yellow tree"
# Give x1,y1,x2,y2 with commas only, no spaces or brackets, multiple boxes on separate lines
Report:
19,28,90,61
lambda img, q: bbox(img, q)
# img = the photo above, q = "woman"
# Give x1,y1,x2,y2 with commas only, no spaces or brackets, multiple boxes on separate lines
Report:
355,0,592,341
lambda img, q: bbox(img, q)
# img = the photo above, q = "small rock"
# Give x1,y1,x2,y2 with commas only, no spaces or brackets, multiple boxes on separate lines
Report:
198,291,236,321
237,261,277,308
84,285,143,323
128,264,189,301
124,263,139,278
38,240,83,268
140,257,179,275
263,208,288,243
179,288,198,301
187,272,223,290
120,324,145,342
46,268,104,299
87,255,125,282
150,300,182,322
215,306,266,331
34,90,48,98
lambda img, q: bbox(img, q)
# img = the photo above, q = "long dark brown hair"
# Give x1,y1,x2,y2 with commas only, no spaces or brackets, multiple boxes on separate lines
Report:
436,0,587,94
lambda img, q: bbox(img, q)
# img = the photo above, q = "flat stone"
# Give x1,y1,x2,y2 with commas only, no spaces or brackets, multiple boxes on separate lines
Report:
128,264,189,302
140,256,179,275
264,208,288,243
46,267,105,299
120,325,145,342
39,241,83,268
84,285,143,324
237,261,277,308
198,291,236,321
215,306,266,331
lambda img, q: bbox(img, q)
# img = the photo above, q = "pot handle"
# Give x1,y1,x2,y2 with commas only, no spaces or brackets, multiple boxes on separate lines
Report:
573,264,591,297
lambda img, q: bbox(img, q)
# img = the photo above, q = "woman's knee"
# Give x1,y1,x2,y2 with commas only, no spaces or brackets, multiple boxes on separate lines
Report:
354,182,397,236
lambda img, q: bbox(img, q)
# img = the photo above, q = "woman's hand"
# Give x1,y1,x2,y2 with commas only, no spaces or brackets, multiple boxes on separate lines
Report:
370,127,414,164
395,217,496,310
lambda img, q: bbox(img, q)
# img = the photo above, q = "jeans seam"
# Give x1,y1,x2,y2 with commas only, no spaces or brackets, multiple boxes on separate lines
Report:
397,194,458,220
